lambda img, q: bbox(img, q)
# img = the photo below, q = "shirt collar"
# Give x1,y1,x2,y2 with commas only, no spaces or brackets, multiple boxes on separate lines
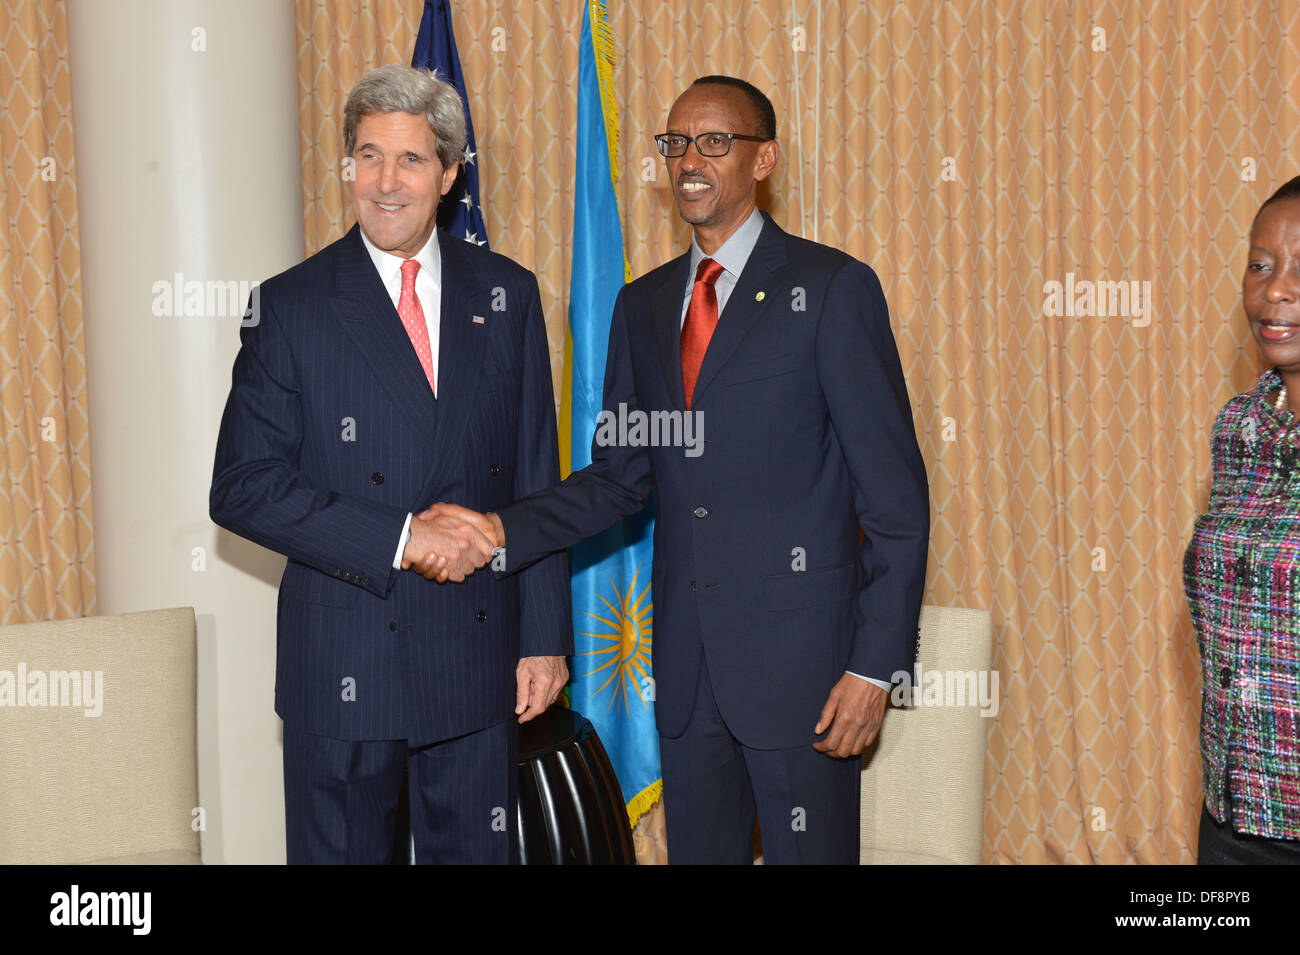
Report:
358,225,442,290
1259,366,1282,394
688,207,764,281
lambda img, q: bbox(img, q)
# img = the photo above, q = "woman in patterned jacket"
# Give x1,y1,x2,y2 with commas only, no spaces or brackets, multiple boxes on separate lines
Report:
1185,176,1300,864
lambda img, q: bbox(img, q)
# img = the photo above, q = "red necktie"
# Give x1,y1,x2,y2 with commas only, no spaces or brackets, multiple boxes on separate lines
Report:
681,258,724,410
398,258,436,395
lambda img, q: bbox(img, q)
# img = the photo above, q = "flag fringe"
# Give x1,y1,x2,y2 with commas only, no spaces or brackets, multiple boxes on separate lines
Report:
626,778,662,828
588,0,620,191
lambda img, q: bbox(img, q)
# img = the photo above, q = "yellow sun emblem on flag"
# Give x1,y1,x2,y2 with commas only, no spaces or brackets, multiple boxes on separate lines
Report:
578,564,654,713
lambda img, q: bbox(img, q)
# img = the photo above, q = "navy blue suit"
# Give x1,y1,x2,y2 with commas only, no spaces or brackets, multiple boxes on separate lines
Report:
210,224,571,862
498,213,928,861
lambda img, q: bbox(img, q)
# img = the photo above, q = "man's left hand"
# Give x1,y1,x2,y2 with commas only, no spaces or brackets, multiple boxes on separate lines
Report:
516,655,568,723
813,674,889,758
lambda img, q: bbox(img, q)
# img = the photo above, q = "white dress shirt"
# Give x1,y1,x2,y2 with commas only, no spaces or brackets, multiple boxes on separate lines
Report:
679,206,765,327
357,227,443,569
360,226,444,392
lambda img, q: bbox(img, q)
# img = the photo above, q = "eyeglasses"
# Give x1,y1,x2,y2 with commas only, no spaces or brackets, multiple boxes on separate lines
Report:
654,131,769,158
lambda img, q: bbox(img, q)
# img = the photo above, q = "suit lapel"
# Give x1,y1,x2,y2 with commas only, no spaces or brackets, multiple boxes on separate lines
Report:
414,230,490,502
330,224,439,451
653,255,691,410
688,214,790,408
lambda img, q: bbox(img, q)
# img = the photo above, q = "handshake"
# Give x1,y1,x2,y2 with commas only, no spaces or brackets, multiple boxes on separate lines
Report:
400,503,506,583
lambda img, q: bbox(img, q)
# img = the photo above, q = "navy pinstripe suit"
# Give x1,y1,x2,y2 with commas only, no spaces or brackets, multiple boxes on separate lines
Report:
210,223,571,861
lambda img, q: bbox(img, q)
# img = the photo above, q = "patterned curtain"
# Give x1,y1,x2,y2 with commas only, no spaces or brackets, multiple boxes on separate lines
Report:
0,0,95,624
296,0,1299,863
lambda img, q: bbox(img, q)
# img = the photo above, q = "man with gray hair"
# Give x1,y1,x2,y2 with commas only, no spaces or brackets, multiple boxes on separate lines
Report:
211,65,572,863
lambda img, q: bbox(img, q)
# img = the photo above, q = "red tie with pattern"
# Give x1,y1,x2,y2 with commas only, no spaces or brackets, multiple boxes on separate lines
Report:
399,258,436,395
681,257,724,410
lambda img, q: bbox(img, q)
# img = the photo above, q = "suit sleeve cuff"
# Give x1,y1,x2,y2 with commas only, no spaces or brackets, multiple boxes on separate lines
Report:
846,670,892,692
392,513,413,570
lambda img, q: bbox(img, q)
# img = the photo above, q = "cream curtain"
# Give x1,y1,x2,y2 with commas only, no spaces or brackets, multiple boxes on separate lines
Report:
0,0,95,624
297,0,1297,863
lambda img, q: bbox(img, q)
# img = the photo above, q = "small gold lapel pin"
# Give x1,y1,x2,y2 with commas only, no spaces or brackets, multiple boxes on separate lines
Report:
755,291,766,302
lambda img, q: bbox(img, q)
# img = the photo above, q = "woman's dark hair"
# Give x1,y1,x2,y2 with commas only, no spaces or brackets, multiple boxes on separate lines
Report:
1254,176,1300,231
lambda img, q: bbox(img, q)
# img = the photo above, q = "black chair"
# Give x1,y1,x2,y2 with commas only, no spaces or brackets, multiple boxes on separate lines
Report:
516,705,636,864
390,704,636,864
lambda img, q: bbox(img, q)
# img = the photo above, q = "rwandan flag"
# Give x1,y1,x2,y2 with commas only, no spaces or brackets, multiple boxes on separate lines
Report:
412,0,490,247
562,0,661,825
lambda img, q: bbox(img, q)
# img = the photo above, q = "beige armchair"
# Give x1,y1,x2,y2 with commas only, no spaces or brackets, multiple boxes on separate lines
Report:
859,604,994,864
0,607,201,864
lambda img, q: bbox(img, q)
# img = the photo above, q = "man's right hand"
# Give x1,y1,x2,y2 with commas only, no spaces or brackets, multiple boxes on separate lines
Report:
413,503,504,583
418,503,503,546
401,512,495,582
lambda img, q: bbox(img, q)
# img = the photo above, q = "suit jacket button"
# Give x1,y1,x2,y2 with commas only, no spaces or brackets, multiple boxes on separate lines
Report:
691,580,697,592
371,472,384,485
693,506,708,518
476,610,487,622
490,464,501,476
1220,667,1231,686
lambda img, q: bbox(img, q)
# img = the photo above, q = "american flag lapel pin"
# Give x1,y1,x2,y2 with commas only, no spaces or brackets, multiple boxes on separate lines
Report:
472,314,486,325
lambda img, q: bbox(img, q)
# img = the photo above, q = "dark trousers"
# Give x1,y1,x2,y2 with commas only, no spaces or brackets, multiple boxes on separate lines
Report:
658,661,861,864
1197,804,1300,865
283,721,518,864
